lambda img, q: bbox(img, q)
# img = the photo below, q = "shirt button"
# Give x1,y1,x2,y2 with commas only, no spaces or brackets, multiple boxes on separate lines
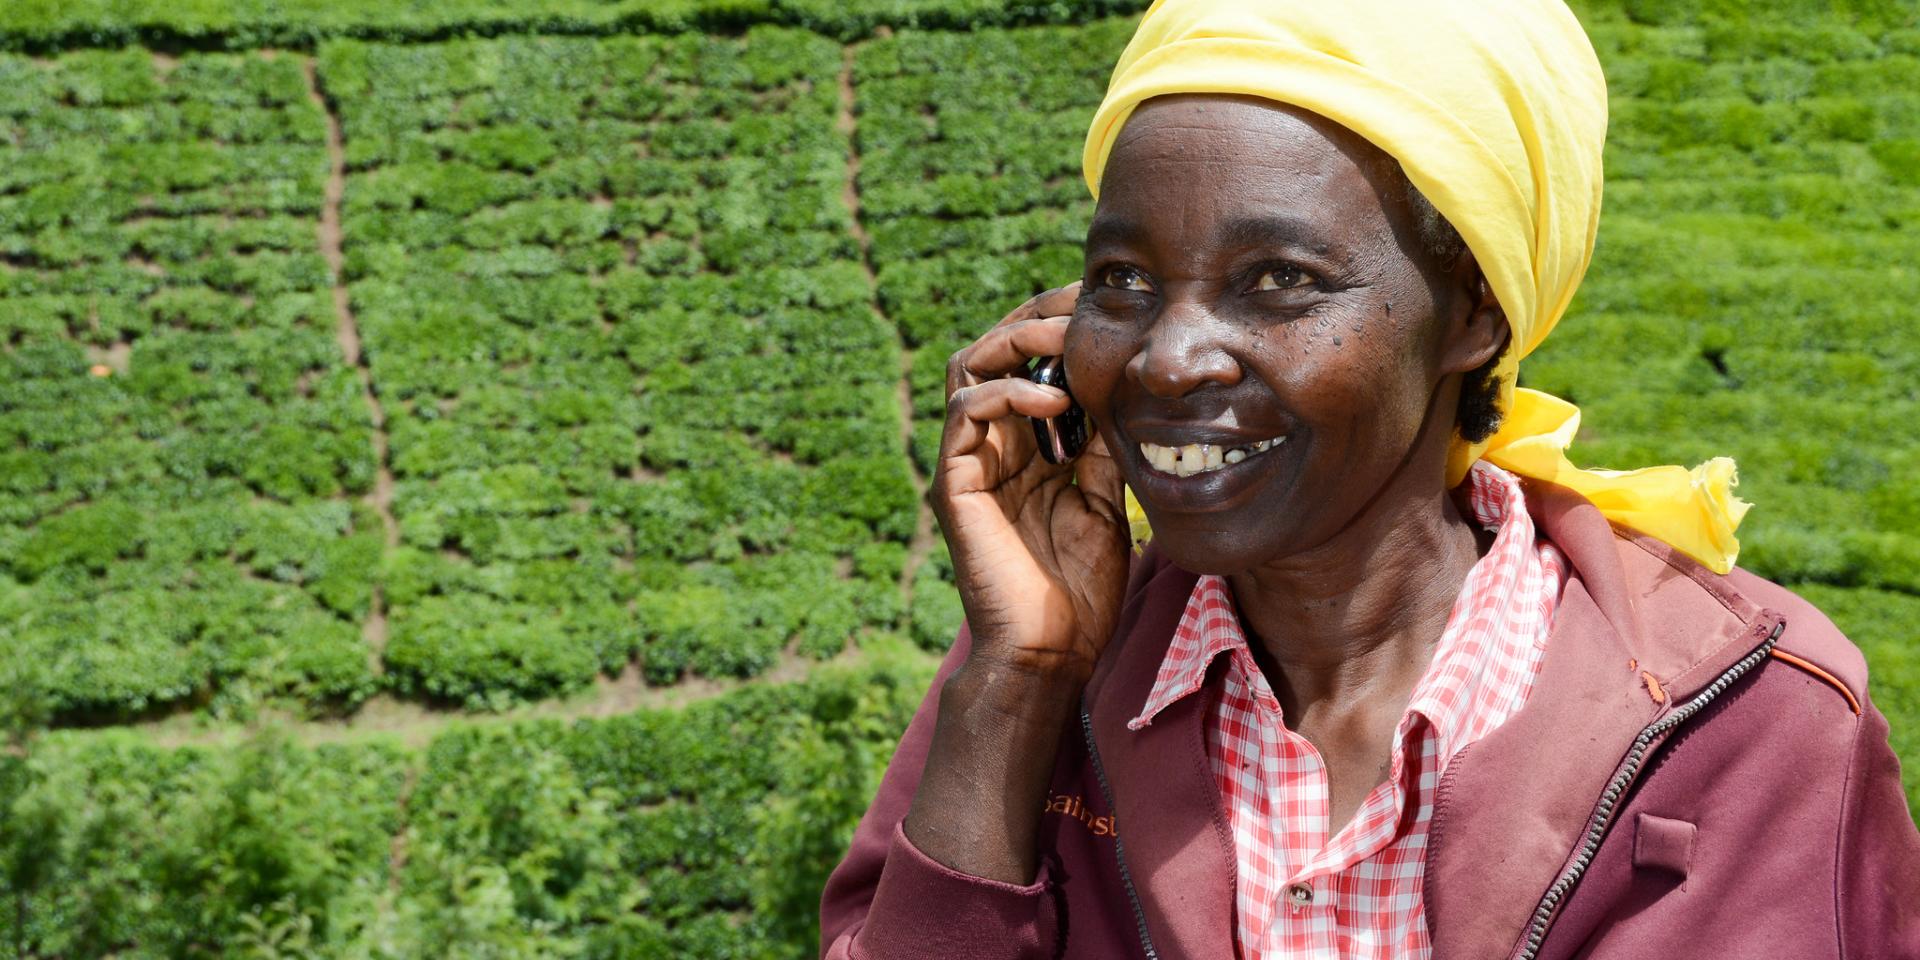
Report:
1287,883,1314,906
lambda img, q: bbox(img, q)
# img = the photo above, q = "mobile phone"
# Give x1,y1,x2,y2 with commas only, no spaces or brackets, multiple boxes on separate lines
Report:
1026,355,1089,464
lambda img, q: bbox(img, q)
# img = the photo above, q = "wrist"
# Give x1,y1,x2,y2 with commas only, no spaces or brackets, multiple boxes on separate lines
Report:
946,654,1086,726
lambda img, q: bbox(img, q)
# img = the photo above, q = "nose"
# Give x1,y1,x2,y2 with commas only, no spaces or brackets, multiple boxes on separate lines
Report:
1128,301,1243,399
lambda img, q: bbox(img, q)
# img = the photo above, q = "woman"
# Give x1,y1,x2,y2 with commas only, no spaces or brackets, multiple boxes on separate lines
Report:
821,1,1920,957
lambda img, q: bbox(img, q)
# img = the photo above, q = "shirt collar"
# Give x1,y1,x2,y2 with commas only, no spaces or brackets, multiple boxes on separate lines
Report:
1124,460,1557,738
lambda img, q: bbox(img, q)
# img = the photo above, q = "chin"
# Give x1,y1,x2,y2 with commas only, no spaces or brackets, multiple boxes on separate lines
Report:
1148,527,1270,578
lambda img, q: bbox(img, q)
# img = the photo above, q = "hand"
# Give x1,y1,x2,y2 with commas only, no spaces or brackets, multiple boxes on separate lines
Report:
929,281,1132,687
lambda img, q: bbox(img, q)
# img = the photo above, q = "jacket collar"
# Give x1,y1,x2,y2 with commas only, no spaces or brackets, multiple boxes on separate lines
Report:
1082,478,1785,959
1085,555,1226,957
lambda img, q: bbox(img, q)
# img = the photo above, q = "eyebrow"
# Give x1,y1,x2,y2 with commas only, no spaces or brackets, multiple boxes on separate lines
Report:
1083,213,1338,261
1216,215,1332,257
1084,215,1142,257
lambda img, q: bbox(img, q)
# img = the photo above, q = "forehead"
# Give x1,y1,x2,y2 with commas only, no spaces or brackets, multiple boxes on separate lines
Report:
1108,95,1377,171
1094,94,1404,247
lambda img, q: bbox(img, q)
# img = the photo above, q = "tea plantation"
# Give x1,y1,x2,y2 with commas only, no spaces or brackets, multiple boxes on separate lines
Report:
1,0,1916,956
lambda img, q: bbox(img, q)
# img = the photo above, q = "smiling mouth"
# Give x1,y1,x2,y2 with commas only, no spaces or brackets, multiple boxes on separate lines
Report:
1138,437,1287,478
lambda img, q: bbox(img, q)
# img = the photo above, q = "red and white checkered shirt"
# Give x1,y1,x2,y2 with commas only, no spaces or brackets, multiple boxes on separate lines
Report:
1126,460,1568,959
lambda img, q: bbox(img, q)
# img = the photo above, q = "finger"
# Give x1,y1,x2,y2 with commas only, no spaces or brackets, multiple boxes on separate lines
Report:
941,378,1073,463
947,315,1070,391
949,281,1085,394
996,281,1080,330
991,279,1081,330
1030,280,1082,321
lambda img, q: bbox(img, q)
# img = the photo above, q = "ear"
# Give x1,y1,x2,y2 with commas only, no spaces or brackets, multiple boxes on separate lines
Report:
1437,247,1510,376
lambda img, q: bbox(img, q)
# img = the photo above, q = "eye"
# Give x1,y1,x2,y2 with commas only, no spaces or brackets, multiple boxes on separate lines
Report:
1252,265,1317,292
1100,265,1155,293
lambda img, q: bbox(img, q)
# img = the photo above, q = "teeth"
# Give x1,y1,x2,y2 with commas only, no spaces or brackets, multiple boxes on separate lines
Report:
1141,442,1176,473
1175,444,1200,474
1175,444,1203,478
1138,435,1285,477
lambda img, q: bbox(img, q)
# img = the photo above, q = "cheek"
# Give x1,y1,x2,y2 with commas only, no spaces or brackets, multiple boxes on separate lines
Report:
1063,312,1131,419
1258,303,1436,435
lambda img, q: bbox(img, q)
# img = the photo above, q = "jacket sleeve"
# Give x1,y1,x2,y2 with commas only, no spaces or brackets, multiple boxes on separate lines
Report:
1836,689,1920,959
817,616,1061,960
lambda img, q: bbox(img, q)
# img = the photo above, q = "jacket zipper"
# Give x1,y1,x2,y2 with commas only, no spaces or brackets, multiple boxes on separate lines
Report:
1081,697,1160,960
1511,619,1784,960
1079,620,1784,960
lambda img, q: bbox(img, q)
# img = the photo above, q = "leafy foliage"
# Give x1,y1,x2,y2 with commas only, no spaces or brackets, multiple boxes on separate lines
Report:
0,0,1157,52
321,30,915,703
0,48,377,721
0,729,408,957
0,650,934,959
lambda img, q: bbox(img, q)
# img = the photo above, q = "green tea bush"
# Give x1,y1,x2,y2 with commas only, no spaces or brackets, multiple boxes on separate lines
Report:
0,48,377,722
0,730,408,957
0,0,1156,52
909,539,965,653
0,650,934,958
322,29,915,703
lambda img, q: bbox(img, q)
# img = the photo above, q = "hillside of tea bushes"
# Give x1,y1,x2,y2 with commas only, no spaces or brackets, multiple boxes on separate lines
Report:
2,0,1918,955
0,49,383,719
323,30,921,708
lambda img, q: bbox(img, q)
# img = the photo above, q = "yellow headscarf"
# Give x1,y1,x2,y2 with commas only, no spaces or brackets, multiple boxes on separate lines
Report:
1092,0,1750,574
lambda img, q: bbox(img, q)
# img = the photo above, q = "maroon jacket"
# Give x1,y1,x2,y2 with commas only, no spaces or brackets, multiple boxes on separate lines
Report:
821,479,1920,959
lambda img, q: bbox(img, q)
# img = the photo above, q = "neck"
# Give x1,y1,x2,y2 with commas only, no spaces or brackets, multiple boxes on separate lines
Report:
1226,458,1485,726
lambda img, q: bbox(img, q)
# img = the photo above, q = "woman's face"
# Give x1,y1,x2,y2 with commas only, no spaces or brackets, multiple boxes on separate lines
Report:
1065,94,1498,575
